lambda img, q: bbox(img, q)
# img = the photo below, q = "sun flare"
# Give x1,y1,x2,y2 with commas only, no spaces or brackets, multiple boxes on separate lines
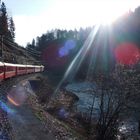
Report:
42,0,139,30
12,0,139,46
52,0,138,26
71,0,138,26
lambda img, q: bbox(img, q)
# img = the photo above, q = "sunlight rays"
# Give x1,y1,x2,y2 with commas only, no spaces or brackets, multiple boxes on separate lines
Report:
86,29,102,80
53,25,100,96
86,26,112,79
53,24,118,97
102,30,110,72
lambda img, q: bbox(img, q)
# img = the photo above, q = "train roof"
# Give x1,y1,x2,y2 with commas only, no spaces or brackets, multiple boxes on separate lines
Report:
3,62,17,66
0,61,4,66
26,64,35,67
1,62,44,67
15,64,26,67
34,65,41,68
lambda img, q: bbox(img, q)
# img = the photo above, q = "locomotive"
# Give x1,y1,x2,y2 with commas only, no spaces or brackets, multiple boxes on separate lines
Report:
0,62,44,82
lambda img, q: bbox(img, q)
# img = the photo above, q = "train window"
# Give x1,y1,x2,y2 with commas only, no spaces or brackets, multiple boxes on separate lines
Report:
6,66,16,71
28,67,33,70
19,67,25,70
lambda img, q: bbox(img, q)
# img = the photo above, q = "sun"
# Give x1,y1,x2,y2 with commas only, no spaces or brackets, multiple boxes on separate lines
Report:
97,7,121,25
56,0,139,27
86,0,137,25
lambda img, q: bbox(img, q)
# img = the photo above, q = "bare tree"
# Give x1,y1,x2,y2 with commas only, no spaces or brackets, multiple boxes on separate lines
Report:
87,63,140,140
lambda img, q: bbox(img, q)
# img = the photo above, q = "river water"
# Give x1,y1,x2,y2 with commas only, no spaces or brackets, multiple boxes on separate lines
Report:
66,81,100,116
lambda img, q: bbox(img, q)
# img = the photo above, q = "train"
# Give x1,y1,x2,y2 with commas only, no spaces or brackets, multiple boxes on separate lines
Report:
0,62,44,82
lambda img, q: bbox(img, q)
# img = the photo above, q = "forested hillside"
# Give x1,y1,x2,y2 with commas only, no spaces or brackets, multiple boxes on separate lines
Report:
27,6,140,75
0,1,40,64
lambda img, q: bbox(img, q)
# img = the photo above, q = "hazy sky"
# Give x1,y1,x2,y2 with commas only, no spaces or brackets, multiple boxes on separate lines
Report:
3,0,140,46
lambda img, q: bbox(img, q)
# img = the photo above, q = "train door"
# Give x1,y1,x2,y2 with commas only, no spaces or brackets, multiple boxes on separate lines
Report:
0,62,4,81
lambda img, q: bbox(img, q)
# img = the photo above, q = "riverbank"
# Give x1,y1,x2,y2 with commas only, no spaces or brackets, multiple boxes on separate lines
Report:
27,74,86,140
27,93,85,140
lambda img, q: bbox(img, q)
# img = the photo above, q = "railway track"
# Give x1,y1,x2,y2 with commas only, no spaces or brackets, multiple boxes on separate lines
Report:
0,78,17,140
0,73,42,140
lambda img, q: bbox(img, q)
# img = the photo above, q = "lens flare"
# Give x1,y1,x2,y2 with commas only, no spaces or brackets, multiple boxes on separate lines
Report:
0,100,14,113
7,95,20,106
7,84,28,106
58,108,69,119
42,43,68,68
115,42,140,65
59,40,76,57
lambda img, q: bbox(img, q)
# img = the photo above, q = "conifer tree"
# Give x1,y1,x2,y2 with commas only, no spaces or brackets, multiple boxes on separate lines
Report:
9,17,15,40
0,2,8,35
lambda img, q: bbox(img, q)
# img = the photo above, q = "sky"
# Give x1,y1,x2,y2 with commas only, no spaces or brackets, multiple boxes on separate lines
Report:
3,0,140,47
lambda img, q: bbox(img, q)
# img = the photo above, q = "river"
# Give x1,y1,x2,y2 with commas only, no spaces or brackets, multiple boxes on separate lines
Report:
66,81,100,116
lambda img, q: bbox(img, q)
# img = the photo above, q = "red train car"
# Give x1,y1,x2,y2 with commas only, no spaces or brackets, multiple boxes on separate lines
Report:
34,66,41,73
40,65,44,72
0,62,4,81
4,63,16,79
16,64,27,75
0,61,44,82
26,65,35,74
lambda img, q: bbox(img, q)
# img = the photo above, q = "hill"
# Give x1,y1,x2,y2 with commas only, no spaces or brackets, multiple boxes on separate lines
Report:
0,36,41,65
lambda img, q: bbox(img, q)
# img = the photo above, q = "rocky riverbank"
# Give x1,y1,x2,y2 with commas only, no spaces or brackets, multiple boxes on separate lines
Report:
27,94,85,140
47,90,79,110
28,74,88,140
